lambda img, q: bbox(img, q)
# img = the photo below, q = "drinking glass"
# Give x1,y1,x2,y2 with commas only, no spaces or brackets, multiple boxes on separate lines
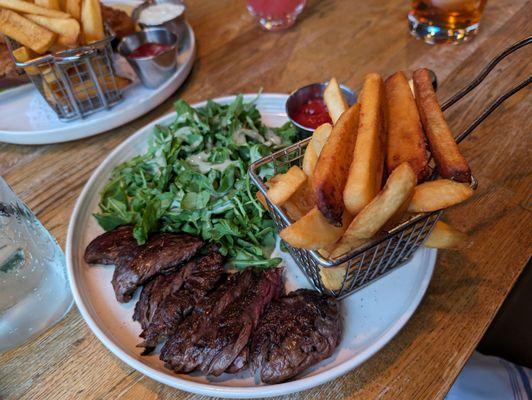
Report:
408,0,488,44
246,0,306,31
0,177,72,351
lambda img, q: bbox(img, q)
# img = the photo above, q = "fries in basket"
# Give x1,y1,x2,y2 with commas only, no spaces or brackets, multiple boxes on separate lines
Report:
259,71,476,290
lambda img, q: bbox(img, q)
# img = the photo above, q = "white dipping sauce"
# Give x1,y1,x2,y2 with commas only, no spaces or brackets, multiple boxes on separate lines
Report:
138,3,185,25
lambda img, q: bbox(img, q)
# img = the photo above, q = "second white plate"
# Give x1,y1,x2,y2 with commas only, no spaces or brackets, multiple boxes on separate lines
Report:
66,94,437,398
0,21,195,145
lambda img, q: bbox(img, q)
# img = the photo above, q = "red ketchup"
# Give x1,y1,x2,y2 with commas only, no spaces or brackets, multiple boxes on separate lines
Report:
292,97,332,129
129,42,172,58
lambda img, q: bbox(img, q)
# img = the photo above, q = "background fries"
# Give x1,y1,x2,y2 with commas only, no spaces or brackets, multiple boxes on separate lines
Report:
385,71,430,182
314,104,360,226
323,78,348,123
424,221,469,249
25,14,80,46
80,0,104,44
344,73,386,215
280,208,351,250
414,68,471,183
302,123,331,178
35,0,60,10
0,0,69,18
266,166,306,206
408,179,473,212
65,0,81,21
0,9,56,53
331,162,417,258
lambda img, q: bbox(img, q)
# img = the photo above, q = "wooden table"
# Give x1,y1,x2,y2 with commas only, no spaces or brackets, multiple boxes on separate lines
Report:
1,0,530,398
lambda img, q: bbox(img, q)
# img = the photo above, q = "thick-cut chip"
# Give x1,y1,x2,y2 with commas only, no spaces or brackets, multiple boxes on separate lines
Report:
12,46,39,75
25,15,80,46
282,182,315,221
81,0,104,43
65,0,81,20
323,78,348,123
408,179,473,213
413,68,471,182
424,220,469,249
35,0,60,10
0,9,56,54
314,103,360,226
0,0,70,18
280,207,351,250
312,123,332,155
385,71,430,182
45,75,131,103
266,166,307,206
344,73,386,215
302,123,332,178
332,162,417,258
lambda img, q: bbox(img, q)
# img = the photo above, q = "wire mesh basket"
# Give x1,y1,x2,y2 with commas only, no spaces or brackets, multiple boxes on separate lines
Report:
4,35,124,121
249,36,531,299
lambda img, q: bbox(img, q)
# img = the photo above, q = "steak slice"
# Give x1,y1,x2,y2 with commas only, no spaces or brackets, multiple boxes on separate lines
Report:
84,225,138,265
112,232,203,303
135,250,225,354
251,289,341,384
160,269,256,373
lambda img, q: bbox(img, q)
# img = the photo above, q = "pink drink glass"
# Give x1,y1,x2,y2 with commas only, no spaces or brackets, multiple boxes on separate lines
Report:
246,0,306,31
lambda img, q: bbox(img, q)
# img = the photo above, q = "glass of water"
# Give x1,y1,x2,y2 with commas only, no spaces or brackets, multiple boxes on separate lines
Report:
0,177,72,352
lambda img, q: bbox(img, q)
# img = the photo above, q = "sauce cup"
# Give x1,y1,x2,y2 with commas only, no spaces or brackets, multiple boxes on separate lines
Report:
286,82,357,135
132,0,187,49
118,28,178,88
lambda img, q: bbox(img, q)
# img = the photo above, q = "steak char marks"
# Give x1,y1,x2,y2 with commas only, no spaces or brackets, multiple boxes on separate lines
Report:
251,289,341,384
134,250,225,354
84,226,204,302
161,268,283,375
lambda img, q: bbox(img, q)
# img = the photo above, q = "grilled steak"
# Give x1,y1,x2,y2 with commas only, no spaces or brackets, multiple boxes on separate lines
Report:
112,232,204,302
161,268,283,376
160,269,253,372
251,289,341,384
84,225,138,265
135,250,225,354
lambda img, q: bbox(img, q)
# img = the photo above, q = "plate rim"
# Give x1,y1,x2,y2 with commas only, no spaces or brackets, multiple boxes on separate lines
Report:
66,93,436,398
0,22,196,145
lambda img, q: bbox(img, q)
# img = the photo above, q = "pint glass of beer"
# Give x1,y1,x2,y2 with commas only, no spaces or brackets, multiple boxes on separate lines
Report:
408,0,488,44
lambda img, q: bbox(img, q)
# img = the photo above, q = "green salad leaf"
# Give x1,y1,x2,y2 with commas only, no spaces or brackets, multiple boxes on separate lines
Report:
95,95,297,268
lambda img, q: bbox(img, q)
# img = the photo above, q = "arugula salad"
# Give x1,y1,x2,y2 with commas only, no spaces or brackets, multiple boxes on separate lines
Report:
95,95,297,268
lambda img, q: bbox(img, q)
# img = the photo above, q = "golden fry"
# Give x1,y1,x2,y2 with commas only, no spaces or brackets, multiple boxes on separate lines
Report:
332,162,417,258
314,103,359,226
25,15,80,46
302,140,318,177
385,71,430,182
282,182,315,221
34,0,60,10
12,46,39,74
413,68,471,182
280,207,351,250
407,179,474,213
0,9,56,54
344,73,386,215
312,122,332,155
0,0,70,18
323,77,348,123
65,0,81,20
266,166,307,206
80,0,104,44
424,220,469,249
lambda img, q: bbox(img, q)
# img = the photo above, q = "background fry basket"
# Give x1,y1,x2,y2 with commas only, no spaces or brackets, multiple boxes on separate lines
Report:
249,36,531,299
5,35,123,121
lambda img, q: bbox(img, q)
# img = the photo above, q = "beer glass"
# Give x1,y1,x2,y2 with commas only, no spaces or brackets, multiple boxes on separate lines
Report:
408,0,488,44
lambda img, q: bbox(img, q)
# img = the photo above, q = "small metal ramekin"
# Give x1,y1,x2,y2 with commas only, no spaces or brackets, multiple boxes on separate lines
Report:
286,82,357,135
132,0,187,49
118,28,178,89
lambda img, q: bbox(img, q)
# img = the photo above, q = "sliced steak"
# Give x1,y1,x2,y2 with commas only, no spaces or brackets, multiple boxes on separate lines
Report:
112,232,204,302
160,269,256,373
251,289,341,384
84,225,138,265
135,250,225,354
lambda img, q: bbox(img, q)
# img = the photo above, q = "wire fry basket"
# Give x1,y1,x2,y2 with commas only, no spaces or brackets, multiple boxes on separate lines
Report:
5,35,124,121
249,36,531,299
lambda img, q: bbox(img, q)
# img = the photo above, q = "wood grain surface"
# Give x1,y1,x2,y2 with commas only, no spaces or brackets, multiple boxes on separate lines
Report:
1,0,531,399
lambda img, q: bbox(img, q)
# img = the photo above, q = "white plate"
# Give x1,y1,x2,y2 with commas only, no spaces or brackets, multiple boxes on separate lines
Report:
66,94,436,398
0,22,195,145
